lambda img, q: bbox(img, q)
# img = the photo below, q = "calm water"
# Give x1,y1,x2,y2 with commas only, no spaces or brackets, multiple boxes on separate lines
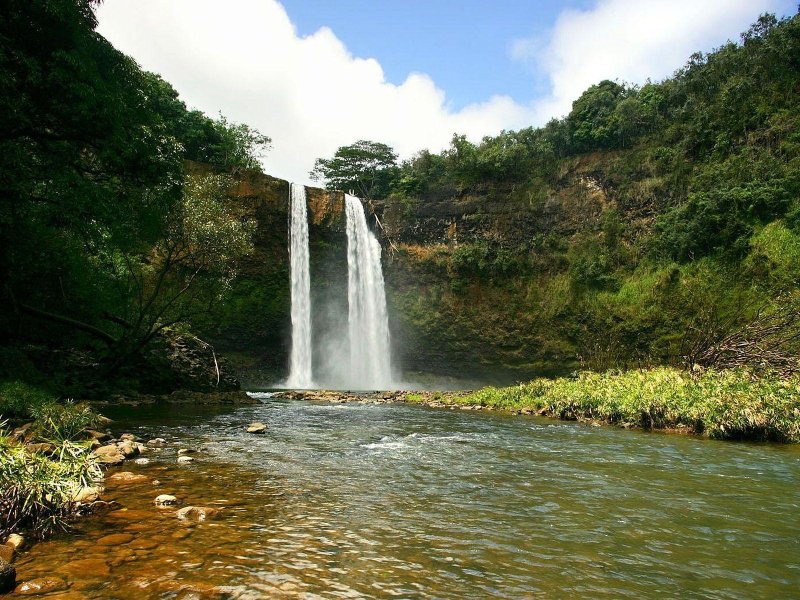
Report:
13,397,800,598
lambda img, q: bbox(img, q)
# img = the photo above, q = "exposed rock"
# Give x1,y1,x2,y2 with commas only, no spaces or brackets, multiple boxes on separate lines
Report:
134,457,150,465
154,494,178,506
83,429,112,442
177,448,197,455
146,438,167,448
119,433,137,442
5,535,24,551
10,423,34,444
246,422,267,434
176,506,220,521
25,442,56,455
15,577,68,595
77,500,123,516
71,486,101,504
0,545,13,564
177,455,194,464
117,440,140,458
93,444,125,466
0,558,15,593
97,415,113,426
96,533,134,546
108,471,148,484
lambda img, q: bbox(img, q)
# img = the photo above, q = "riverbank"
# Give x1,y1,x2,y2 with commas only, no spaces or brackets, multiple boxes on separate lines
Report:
281,367,800,442
0,382,259,593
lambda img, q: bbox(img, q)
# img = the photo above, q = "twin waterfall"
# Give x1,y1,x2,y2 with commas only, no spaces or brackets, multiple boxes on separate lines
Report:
286,184,314,389
286,186,393,389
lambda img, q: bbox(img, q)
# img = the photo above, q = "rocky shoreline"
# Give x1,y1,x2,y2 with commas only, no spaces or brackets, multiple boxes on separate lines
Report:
0,389,262,595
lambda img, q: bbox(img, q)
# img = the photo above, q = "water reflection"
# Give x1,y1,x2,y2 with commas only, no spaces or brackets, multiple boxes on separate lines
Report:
12,398,800,598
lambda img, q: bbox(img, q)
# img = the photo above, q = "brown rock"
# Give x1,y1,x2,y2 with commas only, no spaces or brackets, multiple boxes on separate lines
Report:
84,429,112,442
96,533,134,546
0,545,13,563
108,471,148,484
116,440,139,458
15,577,68,595
57,558,110,578
71,486,101,504
5,534,24,551
92,444,125,466
154,494,178,506
119,433,137,442
246,422,267,434
0,559,15,593
176,506,220,521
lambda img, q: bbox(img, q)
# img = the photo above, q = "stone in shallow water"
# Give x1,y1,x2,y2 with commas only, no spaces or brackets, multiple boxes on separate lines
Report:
134,457,150,465
96,533,135,546
146,438,167,448
14,576,67,595
108,471,148,484
246,422,267,434
56,558,110,578
177,455,194,464
0,558,15,593
92,444,125,465
176,506,220,521
71,486,101,503
6,534,25,550
0,545,13,564
154,494,178,506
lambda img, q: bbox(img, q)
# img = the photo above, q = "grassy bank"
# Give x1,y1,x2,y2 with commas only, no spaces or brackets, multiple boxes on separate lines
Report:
408,368,800,442
0,382,102,540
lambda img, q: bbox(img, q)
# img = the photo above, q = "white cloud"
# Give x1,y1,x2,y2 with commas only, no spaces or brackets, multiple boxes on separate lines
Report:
95,0,786,183
516,0,790,122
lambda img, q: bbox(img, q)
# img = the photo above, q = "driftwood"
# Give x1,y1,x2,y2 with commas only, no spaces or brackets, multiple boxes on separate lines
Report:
684,297,800,376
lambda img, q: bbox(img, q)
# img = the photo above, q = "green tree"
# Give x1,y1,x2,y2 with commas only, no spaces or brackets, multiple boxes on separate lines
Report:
310,140,399,199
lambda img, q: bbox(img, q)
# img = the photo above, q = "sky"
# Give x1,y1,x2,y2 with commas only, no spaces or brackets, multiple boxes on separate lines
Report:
96,0,794,184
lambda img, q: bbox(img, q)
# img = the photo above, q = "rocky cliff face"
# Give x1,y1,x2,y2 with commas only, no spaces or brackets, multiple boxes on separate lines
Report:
197,153,625,386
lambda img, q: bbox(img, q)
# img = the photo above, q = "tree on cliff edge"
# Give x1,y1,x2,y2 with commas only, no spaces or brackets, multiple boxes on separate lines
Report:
310,140,399,199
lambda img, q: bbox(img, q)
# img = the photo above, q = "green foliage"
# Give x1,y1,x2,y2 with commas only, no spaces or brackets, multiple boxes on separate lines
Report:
311,140,399,199
0,428,101,539
29,401,99,443
428,368,800,442
0,381,53,420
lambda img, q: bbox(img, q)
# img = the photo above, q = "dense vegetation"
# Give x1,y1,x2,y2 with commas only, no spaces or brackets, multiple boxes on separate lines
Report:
316,12,800,376
407,368,800,442
0,0,267,396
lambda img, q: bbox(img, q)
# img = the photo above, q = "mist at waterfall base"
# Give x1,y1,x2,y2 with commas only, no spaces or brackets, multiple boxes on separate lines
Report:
283,187,397,390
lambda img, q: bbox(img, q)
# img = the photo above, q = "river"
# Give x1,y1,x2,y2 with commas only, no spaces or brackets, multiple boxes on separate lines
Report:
12,396,800,598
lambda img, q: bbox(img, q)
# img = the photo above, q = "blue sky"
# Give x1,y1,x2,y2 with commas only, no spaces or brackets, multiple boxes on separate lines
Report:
281,0,594,110
97,0,795,183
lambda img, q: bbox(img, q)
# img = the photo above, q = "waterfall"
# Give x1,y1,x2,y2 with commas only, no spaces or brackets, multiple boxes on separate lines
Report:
286,183,314,388
344,194,393,389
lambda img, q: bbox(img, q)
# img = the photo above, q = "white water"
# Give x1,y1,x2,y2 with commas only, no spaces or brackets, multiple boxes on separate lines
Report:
344,194,393,389
286,183,314,388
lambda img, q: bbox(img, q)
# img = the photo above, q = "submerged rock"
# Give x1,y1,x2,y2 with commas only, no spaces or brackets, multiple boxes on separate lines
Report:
0,558,16,593
246,422,267,434
0,545,13,564
176,506,220,521
96,533,134,546
14,576,67,595
108,471,148,484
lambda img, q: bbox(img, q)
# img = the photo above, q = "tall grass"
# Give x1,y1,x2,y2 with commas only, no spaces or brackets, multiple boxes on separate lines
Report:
411,369,800,442
0,429,102,539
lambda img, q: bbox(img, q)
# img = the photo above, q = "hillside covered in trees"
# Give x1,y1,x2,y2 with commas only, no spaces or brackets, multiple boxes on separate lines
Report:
1,2,799,393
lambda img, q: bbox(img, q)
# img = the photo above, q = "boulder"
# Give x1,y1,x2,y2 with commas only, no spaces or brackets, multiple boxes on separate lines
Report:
246,422,267,434
177,455,194,464
93,444,125,466
146,438,167,448
117,440,140,459
119,433,137,442
176,506,220,521
71,486,101,504
25,442,56,456
5,535,24,551
14,577,67,595
0,558,15,594
84,429,112,442
177,448,197,455
154,494,178,506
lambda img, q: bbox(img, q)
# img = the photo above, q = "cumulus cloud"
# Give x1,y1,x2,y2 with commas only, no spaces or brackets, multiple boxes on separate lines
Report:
515,0,791,122
95,0,786,183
